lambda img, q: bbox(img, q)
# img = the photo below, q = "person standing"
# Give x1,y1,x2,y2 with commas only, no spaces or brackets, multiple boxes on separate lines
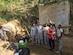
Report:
55,24,63,53
37,23,43,45
30,23,37,45
43,24,49,45
48,25,55,51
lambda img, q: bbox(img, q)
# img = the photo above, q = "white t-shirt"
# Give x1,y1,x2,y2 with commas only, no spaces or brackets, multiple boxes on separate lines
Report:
43,26,49,34
57,28,63,37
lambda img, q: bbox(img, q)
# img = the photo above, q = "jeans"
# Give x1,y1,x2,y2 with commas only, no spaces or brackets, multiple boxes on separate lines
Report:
31,34,36,45
44,33,48,45
58,38,63,51
49,39,55,49
37,33,43,45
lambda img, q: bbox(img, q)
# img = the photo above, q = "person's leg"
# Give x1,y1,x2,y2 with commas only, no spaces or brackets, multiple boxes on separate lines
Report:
44,33,47,45
35,32,38,44
49,39,52,49
46,34,49,45
33,32,36,43
38,33,40,45
35,35,37,44
32,35,35,45
59,38,63,52
51,39,55,49
35,36,38,44
55,38,63,53
40,33,43,45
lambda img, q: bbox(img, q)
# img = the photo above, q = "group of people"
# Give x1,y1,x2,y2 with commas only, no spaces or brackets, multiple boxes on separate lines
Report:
30,21,63,53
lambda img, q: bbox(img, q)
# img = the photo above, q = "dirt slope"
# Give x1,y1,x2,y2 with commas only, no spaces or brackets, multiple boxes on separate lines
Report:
0,36,73,55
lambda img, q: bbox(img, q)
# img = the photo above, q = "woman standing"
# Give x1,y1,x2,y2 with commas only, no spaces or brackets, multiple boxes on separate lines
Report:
48,25,55,51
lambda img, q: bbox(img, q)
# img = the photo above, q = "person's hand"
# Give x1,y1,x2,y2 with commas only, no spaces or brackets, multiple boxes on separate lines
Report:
52,36,54,40
53,32,56,34
52,36,56,40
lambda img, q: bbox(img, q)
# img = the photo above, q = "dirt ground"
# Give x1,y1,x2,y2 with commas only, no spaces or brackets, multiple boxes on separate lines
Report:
0,35,73,55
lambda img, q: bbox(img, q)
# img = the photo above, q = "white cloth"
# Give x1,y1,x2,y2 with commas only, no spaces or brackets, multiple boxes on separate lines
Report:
14,52,19,55
43,26,49,31
19,40,24,43
57,28,63,37
43,26,49,34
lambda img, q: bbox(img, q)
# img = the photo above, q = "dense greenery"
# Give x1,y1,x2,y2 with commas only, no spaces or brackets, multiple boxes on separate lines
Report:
38,0,66,4
0,0,38,26
0,0,73,25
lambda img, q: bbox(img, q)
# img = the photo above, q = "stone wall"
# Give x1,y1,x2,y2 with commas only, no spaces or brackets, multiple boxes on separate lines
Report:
39,1,70,26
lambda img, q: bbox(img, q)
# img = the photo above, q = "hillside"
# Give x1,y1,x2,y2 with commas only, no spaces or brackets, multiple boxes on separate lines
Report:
0,35,73,55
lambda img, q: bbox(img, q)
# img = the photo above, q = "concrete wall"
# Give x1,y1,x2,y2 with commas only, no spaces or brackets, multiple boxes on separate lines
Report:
39,1,70,26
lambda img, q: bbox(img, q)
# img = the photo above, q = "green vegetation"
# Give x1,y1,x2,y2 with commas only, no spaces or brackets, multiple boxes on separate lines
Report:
38,0,66,4
38,0,73,5
0,0,38,26
0,0,73,25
